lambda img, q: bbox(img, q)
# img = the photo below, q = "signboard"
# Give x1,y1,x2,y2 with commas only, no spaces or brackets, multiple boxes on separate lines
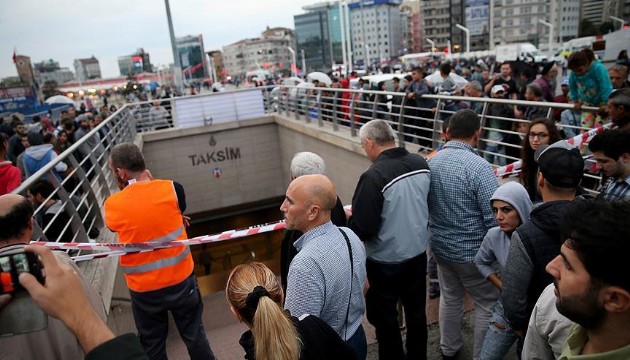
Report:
465,0,489,36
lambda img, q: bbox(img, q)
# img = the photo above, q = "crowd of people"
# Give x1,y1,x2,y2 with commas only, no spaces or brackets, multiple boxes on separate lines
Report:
1,47,630,360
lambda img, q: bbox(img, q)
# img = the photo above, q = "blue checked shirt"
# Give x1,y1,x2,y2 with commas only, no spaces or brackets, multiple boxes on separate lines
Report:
284,221,367,341
598,174,630,202
428,140,499,263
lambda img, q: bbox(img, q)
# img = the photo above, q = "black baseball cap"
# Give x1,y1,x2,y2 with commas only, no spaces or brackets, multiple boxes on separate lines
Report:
534,141,584,188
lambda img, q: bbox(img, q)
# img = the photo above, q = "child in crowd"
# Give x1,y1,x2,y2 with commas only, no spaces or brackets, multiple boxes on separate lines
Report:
474,182,533,360
568,48,613,130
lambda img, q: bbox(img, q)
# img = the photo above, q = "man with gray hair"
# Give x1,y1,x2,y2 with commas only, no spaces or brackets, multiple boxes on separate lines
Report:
608,88,630,131
464,80,487,114
280,152,346,291
348,119,431,359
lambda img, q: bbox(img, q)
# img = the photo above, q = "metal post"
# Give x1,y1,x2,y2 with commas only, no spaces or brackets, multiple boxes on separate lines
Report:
489,0,494,49
455,24,470,54
164,0,182,92
426,38,435,55
287,46,297,77
344,1,353,73
301,49,306,74
339,1,348,74
538,19,554,54
610,16,625,30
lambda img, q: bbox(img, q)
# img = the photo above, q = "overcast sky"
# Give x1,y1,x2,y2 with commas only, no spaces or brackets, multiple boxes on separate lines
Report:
0,0,318,79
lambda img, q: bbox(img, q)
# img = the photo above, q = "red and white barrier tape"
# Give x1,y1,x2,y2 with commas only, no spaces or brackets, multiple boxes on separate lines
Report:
493,123,614,179
30,221,287,262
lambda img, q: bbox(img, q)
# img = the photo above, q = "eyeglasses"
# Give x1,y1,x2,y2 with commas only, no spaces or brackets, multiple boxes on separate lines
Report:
528,132,549,139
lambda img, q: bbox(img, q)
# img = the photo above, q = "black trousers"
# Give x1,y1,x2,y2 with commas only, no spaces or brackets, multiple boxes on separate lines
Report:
366,252,428,360
129,273,215,360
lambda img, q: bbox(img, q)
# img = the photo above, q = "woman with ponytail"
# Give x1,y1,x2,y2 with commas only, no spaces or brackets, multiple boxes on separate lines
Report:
226,262,357,360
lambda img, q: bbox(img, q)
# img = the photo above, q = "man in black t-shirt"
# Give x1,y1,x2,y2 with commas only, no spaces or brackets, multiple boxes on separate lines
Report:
484,62,518,99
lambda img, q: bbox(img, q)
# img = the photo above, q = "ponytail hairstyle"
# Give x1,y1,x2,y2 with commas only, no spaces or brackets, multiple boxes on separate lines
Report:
226,262,301,360
568,48,595,70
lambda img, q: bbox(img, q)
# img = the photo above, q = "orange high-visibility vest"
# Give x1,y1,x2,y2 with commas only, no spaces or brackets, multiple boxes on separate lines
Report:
104,179,194,292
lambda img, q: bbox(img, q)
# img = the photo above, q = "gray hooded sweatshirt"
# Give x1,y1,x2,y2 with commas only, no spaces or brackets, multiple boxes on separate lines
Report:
474,181,533,279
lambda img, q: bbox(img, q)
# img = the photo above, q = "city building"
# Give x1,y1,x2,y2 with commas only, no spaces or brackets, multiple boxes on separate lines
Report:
33,59,75,85
400,0,423,54
118,49,153,77
176,35,209,80
73,56,102,81
491,0,551,47
557,0,580,42
349,0,403,67
293,1,348,73
420,0,451,50
581,0,605,26
222,27,295,79
206,50,225,83
463,0,490,51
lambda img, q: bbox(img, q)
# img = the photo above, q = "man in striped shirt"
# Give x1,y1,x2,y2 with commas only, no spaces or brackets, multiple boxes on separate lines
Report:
588,129,630,201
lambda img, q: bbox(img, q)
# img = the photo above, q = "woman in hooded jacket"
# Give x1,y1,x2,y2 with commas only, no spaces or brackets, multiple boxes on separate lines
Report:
474,182,533,360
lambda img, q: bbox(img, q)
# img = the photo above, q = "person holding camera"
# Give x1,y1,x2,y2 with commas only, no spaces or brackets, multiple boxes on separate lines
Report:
0,194,106,360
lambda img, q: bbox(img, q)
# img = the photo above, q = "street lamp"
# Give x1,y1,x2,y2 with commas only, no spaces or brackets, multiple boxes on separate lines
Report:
610,16,625,30
455,24,470,54
426,38,435,55
363,43,370,73
538,19,554,54
164,0,182,92
287,46,297,77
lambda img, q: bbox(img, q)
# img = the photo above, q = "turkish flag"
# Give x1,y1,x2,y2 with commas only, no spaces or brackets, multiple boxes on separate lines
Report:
12,50,17,64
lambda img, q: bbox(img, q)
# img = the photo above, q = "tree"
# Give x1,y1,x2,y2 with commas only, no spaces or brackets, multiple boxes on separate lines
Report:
579,19,597,37
42,80,59,99
599,21,615,34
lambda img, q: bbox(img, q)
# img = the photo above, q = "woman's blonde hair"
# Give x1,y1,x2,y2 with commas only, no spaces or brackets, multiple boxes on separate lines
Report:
226,262,301,360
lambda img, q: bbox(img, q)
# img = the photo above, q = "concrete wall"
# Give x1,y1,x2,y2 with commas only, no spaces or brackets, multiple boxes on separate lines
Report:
142,117,286,215
141,115,375,215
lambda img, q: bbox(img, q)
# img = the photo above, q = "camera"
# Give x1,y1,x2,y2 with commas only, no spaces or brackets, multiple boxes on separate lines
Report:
0,249,44,295
0,248,47,336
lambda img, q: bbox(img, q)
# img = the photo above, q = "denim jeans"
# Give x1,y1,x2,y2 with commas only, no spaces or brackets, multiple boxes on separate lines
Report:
480,300,523,360
434,255,499,359
484,142,507,166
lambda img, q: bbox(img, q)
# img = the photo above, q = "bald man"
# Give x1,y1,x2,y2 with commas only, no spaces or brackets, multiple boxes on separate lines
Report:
0,194,106,360
281,175,368,359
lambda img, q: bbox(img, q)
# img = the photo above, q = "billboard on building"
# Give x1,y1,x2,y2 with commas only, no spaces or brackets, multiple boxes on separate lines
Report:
465,0,489,36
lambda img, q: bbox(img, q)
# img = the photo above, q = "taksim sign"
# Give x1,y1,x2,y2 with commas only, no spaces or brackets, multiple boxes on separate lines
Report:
188,147,241,166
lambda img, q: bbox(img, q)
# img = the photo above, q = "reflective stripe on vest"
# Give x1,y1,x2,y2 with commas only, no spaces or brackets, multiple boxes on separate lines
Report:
149,225,184,243
122,246,191,274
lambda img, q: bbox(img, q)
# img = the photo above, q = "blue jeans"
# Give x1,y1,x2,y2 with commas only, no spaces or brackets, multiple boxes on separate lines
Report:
480,300,523,360
484,142,507,166
346,324,367,360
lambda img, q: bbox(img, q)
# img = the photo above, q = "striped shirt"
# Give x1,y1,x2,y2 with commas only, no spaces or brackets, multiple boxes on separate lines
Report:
428,140,499,263
284,221,367,341
598,175,630,202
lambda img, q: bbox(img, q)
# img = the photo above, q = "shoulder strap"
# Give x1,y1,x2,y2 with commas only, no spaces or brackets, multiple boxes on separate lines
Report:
338,228,353,340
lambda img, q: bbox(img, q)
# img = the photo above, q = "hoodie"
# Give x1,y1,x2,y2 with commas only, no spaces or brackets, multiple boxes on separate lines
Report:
23,144,67,177
0,160,21,195
501,199,574,332
474,182,533,279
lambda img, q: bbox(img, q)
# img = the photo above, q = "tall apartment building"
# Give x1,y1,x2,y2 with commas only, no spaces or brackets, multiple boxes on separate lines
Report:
176,35,209,80
581,0,605,25
557,0,580,42
420,1,451,50
293,1,347,72
349,0,403,66
491,0,551,47
222,27,295,78
73,56,101,81
400,0,423,53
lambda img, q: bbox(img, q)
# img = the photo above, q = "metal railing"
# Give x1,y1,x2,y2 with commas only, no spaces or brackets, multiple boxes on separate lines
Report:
12,106,138,248
12,85,605,249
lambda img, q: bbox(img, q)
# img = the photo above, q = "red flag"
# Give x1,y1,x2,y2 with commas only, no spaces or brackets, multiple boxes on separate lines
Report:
12,49,17,64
